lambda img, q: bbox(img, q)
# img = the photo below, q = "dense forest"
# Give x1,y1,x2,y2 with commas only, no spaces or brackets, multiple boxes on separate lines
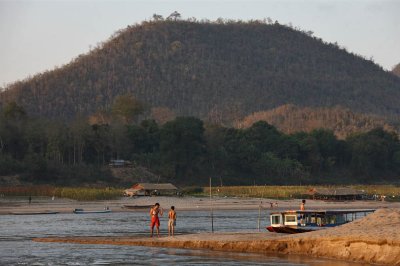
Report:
239,104,396,139
1,18,400,127
1,101,400,186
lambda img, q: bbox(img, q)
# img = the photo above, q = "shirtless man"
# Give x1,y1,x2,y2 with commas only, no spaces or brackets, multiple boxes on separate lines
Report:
168,206,177,237
150,203,163,237
300,199,306,225
300,199,306,210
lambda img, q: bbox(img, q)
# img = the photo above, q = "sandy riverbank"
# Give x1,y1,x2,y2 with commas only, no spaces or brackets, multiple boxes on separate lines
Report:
33,208,400,265
1,195,399,214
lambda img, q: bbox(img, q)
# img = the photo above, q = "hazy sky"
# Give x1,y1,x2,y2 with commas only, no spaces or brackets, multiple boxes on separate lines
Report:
0,0,399,87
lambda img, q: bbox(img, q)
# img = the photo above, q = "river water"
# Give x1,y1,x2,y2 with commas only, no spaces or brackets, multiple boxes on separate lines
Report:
0,210,368,265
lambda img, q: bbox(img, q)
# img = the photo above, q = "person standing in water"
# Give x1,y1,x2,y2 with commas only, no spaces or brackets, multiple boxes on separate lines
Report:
150,203,163,237
168,206,177,237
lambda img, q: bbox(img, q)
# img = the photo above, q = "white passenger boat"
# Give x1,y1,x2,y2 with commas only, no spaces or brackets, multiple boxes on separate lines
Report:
267,209,375,234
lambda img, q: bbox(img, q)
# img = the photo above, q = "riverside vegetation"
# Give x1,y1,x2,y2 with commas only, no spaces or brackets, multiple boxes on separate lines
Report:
0,186,122,201
205,185,400,201
1,185,399,201
1,101,400,186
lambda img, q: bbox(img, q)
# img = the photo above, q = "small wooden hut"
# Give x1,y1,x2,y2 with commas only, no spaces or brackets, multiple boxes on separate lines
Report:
124,183,178,196
109,159,132,168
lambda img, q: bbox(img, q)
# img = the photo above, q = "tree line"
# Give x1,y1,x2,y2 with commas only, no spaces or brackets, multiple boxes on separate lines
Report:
1,101,400,185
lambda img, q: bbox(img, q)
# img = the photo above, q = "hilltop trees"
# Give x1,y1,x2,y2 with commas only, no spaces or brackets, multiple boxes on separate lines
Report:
1,19,400,126
167,11,181,21
152,14,164,21
392,63,400,77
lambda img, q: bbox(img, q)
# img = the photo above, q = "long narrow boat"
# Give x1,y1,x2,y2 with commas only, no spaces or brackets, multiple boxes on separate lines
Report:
12,211,59,215
266,209,375,234
122,204,153,209
73,208,111,214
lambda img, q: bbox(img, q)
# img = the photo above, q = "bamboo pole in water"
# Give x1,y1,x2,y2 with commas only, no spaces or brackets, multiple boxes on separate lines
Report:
258,201,262,231
210,177,214,233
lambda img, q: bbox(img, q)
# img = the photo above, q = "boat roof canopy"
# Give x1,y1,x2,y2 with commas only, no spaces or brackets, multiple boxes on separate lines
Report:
271,209,375,215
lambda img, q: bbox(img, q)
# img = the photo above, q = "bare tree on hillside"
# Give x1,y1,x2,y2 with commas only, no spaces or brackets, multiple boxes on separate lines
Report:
392,63,400,77
167,11,181,21
152,14,163,21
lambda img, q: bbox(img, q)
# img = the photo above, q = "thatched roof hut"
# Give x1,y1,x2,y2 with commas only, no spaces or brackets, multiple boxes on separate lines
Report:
124,183,178,196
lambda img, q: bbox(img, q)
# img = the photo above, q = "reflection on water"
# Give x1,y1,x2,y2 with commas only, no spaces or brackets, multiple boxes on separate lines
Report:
0,210,368,265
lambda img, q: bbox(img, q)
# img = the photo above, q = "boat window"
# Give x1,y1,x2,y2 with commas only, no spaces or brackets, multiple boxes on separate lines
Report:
327,215,336,224
285,215,296,223
317,217,326,225
303,214,310,224
271,215,281,225
336,214,345,224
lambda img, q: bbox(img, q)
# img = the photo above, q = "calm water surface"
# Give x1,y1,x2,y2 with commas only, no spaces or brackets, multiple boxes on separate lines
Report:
0,210,368,265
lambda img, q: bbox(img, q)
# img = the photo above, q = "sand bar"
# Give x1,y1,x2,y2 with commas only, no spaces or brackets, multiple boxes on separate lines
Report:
33,208,400,265
1,196,399,214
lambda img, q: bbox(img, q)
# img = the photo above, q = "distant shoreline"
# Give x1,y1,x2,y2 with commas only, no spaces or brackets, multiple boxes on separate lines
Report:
1,195,399,215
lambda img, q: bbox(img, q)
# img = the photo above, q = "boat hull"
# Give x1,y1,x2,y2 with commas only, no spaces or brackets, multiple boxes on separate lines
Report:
123,205,152,209
12,211,59,215
266,226,318,234
73,209,111,214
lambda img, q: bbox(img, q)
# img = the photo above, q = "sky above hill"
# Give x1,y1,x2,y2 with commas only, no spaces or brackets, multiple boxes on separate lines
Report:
0,0,399,87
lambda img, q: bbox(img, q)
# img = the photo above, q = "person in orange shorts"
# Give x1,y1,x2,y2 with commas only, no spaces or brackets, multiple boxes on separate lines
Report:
150,203,163,237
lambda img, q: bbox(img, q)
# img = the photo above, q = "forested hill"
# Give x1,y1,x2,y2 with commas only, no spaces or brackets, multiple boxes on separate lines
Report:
1,19,400,121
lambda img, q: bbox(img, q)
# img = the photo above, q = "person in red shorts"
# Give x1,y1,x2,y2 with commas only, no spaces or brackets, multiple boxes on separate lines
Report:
150,203,163,237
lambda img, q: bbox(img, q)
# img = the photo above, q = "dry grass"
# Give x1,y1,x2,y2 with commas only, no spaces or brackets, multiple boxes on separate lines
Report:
0,186,123,201
0,185,54,197
54,187,123,201
351,185,400,201
1,184,399,201
200,185,400,201
203,185,312,199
